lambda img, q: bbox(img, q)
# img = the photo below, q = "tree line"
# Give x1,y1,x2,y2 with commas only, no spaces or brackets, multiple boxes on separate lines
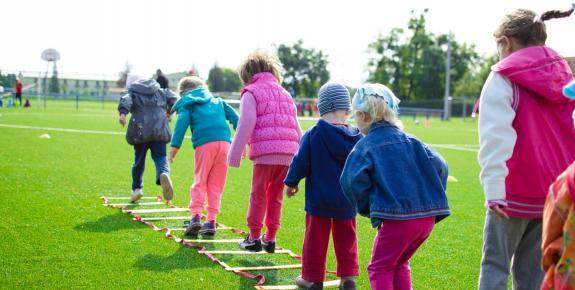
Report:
207,10,494,100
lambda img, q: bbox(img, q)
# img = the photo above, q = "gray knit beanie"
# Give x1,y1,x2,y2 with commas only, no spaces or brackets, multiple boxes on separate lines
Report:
317,83,351,116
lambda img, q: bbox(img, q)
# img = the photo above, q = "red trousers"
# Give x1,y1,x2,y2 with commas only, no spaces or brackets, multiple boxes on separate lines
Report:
302,213,359,282
247,164,288,240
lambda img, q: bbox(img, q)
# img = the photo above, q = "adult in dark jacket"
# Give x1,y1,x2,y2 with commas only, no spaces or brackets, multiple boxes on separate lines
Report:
156,69,169,89
118,74,177,203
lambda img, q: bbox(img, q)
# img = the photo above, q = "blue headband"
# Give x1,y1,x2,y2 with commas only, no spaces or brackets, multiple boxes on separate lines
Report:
352,83,400,114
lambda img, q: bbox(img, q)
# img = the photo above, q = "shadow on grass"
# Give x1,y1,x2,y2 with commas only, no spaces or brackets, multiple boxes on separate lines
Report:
235,259,279,289
74,212,138,233
134,246,217,272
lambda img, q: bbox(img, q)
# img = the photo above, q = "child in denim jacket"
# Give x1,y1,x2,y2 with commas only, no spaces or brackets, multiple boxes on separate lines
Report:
340,84,450,290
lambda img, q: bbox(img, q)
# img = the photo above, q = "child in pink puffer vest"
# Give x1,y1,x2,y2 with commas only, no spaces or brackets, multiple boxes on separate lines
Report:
228,49,302,253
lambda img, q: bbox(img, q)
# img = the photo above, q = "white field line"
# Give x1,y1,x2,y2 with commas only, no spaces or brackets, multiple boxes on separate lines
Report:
0,123,125,135
1,123,479,153
0,113,113,117
430,144,479,153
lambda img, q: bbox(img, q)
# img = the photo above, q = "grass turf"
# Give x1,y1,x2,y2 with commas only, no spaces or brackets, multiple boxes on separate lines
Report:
0,102,483,289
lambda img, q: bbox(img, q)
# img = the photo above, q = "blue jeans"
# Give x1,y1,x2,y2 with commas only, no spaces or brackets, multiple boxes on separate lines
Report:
132,142,169,190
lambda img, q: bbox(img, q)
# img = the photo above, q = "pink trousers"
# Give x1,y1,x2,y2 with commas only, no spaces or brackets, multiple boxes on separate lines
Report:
368,217,435,290
247,164,288,241
189,141,230,221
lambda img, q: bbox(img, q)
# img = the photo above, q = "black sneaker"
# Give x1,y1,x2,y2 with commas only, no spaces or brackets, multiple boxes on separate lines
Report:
184,215,202,236
199,220,216,236
339,278,356,290
239,236,262,252
261,236,275,253
295,276,323,289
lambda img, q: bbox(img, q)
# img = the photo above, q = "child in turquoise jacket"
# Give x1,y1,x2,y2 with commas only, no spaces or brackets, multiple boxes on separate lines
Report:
169,76,239,236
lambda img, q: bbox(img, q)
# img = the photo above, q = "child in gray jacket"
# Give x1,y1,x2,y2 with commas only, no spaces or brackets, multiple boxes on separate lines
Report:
118,74,177,203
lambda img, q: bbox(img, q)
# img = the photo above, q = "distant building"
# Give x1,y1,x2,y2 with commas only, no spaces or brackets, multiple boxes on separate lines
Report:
20,76,113,96
164,72,189,90
567,57,575,73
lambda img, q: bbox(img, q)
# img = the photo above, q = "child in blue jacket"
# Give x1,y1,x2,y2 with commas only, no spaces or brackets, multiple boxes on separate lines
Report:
340,84,450,290
285,83,363,290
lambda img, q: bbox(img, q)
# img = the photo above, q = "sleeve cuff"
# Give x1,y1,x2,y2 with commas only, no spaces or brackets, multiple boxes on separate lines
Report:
486,199,508,209
483,180,506,201
228,156,241,168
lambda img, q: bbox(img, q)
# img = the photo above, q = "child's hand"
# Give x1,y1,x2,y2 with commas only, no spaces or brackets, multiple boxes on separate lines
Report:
169,147,179,163
487,200,509,220
119,114,126,127
285,186,299,198
491,205,509,220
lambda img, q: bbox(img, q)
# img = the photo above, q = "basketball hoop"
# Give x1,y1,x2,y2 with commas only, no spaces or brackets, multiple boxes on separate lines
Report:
41,49,60,62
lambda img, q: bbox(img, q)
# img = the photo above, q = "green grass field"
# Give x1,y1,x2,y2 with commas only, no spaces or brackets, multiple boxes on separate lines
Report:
0,101,484,289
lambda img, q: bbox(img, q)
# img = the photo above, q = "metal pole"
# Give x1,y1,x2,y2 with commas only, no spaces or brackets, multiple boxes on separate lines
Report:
443,33,452,120
462,96,468,122
44,61,50,110
37,72,41,110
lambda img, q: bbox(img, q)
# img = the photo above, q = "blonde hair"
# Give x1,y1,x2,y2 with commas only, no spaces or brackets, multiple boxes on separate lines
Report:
177,76,207,95
238,49,283,84
494,8,573,46
357,94,403,129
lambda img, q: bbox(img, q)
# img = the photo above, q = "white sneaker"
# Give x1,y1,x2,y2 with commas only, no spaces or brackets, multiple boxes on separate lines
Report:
131,188,143,203
159,173,174,201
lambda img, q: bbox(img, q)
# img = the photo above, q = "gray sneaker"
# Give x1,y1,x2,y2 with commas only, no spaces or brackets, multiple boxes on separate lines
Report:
199,220,216,236
159,173,173,201
184,215,202,236
130,188,143,203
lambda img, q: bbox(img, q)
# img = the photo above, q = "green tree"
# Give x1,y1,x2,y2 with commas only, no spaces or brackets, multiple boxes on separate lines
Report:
208,64,225,92
222,68,242,92
367,10,482,100
0,71,17,88
277,39,330,98
208,65,242,92
49,63,60,94
453,54,498,97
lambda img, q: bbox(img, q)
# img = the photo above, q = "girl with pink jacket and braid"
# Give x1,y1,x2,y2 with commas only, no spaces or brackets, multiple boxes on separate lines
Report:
477,6,575,290
228,50,302,252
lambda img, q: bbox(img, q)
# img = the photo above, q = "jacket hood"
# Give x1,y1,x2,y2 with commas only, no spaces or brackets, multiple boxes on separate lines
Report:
129,79,161,96
314,119,362,162
493,46,574,104
172,87,213,111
